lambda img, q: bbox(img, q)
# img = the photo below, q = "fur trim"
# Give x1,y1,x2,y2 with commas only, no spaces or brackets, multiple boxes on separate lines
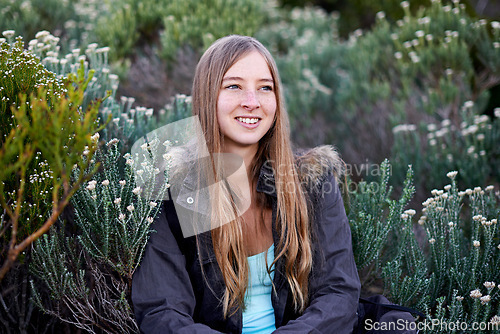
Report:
295,145,344,188
167,144,344,194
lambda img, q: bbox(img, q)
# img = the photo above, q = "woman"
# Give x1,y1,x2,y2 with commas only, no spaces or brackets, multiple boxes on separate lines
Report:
132,35,360,333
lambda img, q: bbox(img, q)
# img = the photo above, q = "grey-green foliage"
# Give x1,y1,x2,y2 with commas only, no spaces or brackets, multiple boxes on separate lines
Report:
257,1,500,168
0,0,74,42
391,103,500,193
21,29,180,333
348,160,415,273
28,31,175,154
160,0,269,63
381,172,500,333
30,139,170,333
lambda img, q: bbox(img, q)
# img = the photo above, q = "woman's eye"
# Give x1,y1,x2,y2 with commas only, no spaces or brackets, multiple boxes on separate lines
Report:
225,84,239,89
261,85,273,91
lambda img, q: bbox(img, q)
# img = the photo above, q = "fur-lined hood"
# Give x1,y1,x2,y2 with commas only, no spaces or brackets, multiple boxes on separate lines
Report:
167,144,344,198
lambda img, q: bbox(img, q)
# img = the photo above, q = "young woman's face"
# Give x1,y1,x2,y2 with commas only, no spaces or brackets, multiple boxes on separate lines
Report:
216,51,277,154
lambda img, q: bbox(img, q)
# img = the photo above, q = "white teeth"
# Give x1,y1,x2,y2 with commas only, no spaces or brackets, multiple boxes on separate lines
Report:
237,117,259,124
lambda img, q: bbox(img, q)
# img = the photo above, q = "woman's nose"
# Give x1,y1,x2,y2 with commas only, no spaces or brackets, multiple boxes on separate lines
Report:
241,91,260,110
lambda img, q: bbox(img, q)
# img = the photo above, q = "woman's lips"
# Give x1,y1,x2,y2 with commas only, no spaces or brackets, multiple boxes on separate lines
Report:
235,117,261,129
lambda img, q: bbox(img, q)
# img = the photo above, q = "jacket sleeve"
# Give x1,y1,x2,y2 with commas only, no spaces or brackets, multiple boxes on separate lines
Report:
131,201,222,334
273,174,361,334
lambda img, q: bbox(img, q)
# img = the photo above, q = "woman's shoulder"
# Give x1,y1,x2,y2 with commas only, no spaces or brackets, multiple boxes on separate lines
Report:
294,145,345,195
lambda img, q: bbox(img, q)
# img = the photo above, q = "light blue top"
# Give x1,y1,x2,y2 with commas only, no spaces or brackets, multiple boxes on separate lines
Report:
242,244,276,334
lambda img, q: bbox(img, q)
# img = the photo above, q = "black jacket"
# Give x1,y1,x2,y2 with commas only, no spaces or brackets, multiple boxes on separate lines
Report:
132,146,361,333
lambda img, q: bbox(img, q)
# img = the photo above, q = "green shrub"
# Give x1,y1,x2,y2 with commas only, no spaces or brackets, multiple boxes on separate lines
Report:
257,0,500,176
391,102,500,192
349,162,500,332
160,0,269,63
30,138,170,333
0,0,74,42
383,171,500,332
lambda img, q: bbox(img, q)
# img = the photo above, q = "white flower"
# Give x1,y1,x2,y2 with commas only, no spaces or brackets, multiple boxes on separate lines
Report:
132,187,142,195
126,159,134,165
490,315,500,325
2,30,15,38
473,240,480,248
149,201,157,208
495,108,500,118
400,213,409,220
425,34,433,42
119,180,126,186
107,138,120,147
114,198,121,205
429,238,436,244
485,185,494,192
101,180,110,186
484,281,496,289
145,109,154,117
146,217,154,223
394,52,403,59
444,184,451,191
472,215,483,222
465,189,473,195
464,100,474,109
90,132,100,142
137,170,144,176
119,213,126,221
141,143,149,151
480,295,491,305
456,296,464,301
470,289,482,298
448,222,455,227
127,204,135,212
492,21,500,29
415,30,425,38
400,1,409,8
36,30,50,39
86,180,97,191
404,209,416,216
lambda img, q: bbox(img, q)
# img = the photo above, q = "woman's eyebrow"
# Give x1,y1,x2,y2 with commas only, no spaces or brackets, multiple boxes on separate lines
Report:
222,76,274,83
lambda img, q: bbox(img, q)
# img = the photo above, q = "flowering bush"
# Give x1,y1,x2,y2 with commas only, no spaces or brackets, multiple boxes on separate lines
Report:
30,137,170,333
0,31,175,332
382,171,500,333
349,163,500,333
257,0,500,172
391,102,500,192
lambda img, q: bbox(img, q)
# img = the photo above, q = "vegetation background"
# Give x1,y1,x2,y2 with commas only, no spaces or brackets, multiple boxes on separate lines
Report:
0,0,499,333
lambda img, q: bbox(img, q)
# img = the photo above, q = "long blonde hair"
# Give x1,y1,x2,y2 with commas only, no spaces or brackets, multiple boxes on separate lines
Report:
191,35,312,317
